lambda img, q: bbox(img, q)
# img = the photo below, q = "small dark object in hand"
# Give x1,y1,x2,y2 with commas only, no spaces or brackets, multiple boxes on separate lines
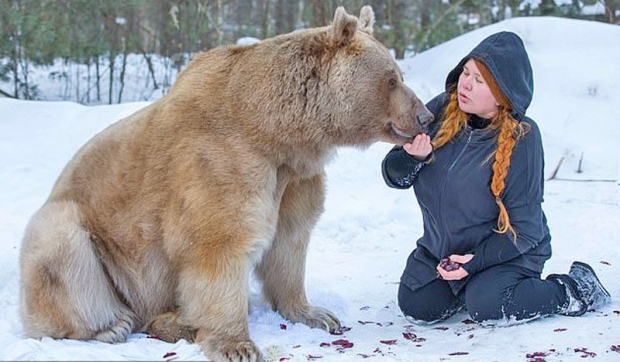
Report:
439,257,461,271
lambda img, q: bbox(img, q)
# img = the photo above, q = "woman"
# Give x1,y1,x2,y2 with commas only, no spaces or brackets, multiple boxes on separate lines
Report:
381,31,610,325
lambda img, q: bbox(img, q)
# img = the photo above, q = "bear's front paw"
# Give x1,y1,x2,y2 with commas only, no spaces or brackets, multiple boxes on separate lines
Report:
287,305,341,333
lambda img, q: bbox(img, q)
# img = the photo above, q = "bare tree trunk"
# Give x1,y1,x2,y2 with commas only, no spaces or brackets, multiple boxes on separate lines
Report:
17,52,33,99
95,56,101,102
11,56,19,98
604,0,619,23
496,0,507,21
86,61,91,104
305,0,330,28
142,52,159,90
75,64,80,103
275,0,296,34
108,54,114,105
420,0,432,33
118,50,128,104
389,0,408,59
260,0,271,38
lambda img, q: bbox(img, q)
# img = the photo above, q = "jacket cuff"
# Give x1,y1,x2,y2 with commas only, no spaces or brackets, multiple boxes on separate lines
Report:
462,234,522,275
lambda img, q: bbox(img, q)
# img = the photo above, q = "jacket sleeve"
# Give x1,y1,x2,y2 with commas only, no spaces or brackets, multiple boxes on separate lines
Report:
381,147,426,189
463,119,547,275
381,93,447,189
461,229,522,274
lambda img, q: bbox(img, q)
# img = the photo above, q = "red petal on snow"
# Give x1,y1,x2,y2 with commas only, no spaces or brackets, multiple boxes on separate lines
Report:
280,324,287,330
610,345,620,352
380,339,397,345
402,332,416,340
449,352,469,355
332,339,354,348
554,328,567,332
307,355,323,360
526,351,549,358
319,342,331,347
163,352,177,358
330,326,351,335
574,348,597,357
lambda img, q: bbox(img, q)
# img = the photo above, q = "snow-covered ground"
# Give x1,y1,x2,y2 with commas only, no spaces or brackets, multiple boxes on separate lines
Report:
1,16,619,361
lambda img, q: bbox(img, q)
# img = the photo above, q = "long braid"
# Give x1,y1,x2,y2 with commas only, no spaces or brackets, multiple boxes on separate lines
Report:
490,107,527,240
432,90,467,149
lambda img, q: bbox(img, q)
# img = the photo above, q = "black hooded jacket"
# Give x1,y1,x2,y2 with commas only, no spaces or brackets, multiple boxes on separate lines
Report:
382,32,551,294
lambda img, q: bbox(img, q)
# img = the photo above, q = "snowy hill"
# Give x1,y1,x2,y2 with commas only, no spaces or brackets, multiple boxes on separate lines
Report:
1,16,619,361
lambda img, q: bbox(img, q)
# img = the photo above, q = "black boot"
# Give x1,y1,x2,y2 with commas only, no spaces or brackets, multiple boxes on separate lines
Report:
568,261,611,311
547,273,587,317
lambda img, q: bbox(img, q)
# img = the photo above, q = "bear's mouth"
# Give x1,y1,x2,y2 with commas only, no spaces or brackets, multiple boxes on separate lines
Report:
390,124,414,142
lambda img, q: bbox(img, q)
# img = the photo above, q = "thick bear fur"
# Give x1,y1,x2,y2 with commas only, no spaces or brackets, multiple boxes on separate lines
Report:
19,6,432,362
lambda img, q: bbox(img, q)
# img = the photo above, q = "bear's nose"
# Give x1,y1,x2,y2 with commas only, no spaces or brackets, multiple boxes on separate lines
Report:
417,112,434,128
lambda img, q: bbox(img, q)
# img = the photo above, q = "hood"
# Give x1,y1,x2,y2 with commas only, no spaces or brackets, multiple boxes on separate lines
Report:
445,31,534,120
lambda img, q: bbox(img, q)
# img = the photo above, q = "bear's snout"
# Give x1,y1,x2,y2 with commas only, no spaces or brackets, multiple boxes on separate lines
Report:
417,110,434,131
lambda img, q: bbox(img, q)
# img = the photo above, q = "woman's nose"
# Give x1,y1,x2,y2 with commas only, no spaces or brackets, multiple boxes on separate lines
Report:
461,78,472,90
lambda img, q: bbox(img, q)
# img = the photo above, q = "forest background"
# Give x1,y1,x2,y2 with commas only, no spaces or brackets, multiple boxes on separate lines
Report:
1,0,618,105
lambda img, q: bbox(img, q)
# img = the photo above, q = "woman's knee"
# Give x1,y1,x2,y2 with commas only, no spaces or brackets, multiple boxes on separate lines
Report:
398,282,462,324
465,290,505,322
465,266,547,323
398,283,430,322
465,274,510,322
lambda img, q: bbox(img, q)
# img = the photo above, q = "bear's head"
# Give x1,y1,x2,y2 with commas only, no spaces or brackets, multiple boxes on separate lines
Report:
170,6,433,153
316,5,434,148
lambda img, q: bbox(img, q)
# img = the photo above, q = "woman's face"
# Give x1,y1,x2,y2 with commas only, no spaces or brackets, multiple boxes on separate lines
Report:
457,59,499,119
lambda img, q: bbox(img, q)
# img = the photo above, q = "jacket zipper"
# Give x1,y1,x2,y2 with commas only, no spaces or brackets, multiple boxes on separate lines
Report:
447,129,474,173
438,129,474,251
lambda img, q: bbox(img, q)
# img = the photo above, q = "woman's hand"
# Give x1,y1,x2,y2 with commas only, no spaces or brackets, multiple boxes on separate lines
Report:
403,133,432,161
436,254,474,281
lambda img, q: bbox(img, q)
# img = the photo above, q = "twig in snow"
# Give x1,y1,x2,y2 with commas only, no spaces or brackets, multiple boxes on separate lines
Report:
547,156,564,181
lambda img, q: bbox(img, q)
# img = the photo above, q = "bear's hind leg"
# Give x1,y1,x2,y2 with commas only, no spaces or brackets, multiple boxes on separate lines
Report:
19,200,136,343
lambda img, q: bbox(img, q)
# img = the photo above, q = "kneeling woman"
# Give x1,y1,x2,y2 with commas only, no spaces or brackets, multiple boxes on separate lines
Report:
381,31,610,325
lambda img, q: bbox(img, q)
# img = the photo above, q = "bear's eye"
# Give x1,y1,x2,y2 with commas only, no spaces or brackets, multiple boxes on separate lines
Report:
388,78,397,89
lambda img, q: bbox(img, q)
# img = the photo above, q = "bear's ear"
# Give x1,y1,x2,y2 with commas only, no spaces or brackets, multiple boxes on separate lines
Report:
330,6,359,47
358,5,375,36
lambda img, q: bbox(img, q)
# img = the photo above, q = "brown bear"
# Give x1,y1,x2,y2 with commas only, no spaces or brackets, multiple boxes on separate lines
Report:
19,5,432,362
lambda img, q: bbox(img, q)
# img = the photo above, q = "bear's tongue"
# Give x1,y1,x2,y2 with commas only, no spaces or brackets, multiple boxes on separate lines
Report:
391,124,413,140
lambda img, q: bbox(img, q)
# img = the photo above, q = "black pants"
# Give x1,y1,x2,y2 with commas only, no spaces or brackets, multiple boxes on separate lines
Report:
398,264,568,324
